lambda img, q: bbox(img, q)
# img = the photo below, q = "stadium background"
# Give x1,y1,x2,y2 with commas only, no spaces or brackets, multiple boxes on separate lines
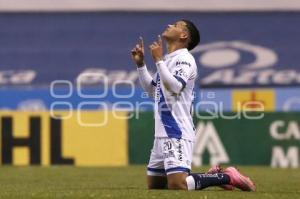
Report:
0,0,300,169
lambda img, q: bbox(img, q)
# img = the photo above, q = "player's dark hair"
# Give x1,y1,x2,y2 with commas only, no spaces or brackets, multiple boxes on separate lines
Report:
181,19,200,51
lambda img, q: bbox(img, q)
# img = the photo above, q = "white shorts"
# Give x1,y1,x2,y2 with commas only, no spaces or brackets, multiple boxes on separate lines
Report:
147,137,194,176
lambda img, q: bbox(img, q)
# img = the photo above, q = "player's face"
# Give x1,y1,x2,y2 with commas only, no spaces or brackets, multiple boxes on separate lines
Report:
162,21,188,41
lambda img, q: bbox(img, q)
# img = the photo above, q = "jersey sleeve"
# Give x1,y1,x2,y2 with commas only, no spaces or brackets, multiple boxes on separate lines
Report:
137,65,156,98
172,57,194,88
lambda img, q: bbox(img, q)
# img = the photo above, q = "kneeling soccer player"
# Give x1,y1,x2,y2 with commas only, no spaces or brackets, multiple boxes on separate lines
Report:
131,19,256,191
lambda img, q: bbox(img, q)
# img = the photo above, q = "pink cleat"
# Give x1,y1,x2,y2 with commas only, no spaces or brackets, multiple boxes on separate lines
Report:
223,167,256,192
207,165,234,190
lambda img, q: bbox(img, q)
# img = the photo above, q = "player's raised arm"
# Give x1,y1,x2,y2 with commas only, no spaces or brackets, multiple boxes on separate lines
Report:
149,35,184,94
131,37,156,97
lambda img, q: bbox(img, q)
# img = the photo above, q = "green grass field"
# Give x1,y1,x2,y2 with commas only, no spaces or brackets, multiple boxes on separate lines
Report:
0,166,299,199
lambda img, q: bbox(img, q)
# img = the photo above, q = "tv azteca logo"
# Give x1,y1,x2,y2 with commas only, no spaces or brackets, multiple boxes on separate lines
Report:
191,41,300,86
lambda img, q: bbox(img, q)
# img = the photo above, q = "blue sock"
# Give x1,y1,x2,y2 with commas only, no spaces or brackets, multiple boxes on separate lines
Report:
190,173,230,190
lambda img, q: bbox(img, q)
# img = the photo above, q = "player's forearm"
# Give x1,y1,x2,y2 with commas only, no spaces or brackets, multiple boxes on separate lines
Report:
156,60,183,94
137,65,154,94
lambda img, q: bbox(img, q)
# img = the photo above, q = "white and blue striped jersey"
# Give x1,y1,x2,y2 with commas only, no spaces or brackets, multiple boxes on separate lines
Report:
151,48,197,141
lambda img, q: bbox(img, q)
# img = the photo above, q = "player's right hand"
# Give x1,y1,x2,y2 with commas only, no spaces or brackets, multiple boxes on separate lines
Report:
131,37,145,67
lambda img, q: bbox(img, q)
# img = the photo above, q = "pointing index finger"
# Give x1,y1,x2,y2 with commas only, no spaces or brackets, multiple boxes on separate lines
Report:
139,36,144,49
158,35,162,46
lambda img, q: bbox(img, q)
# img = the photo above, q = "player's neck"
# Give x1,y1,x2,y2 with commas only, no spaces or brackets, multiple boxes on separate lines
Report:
166,42,186,54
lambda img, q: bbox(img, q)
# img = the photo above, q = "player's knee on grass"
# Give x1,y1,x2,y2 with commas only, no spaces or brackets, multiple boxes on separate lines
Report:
167,173,188,190
147,175,167,189
147,182,167,189
167,180,187,190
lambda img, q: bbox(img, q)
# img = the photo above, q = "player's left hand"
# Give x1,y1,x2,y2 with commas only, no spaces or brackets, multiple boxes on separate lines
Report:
149,35,163,63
